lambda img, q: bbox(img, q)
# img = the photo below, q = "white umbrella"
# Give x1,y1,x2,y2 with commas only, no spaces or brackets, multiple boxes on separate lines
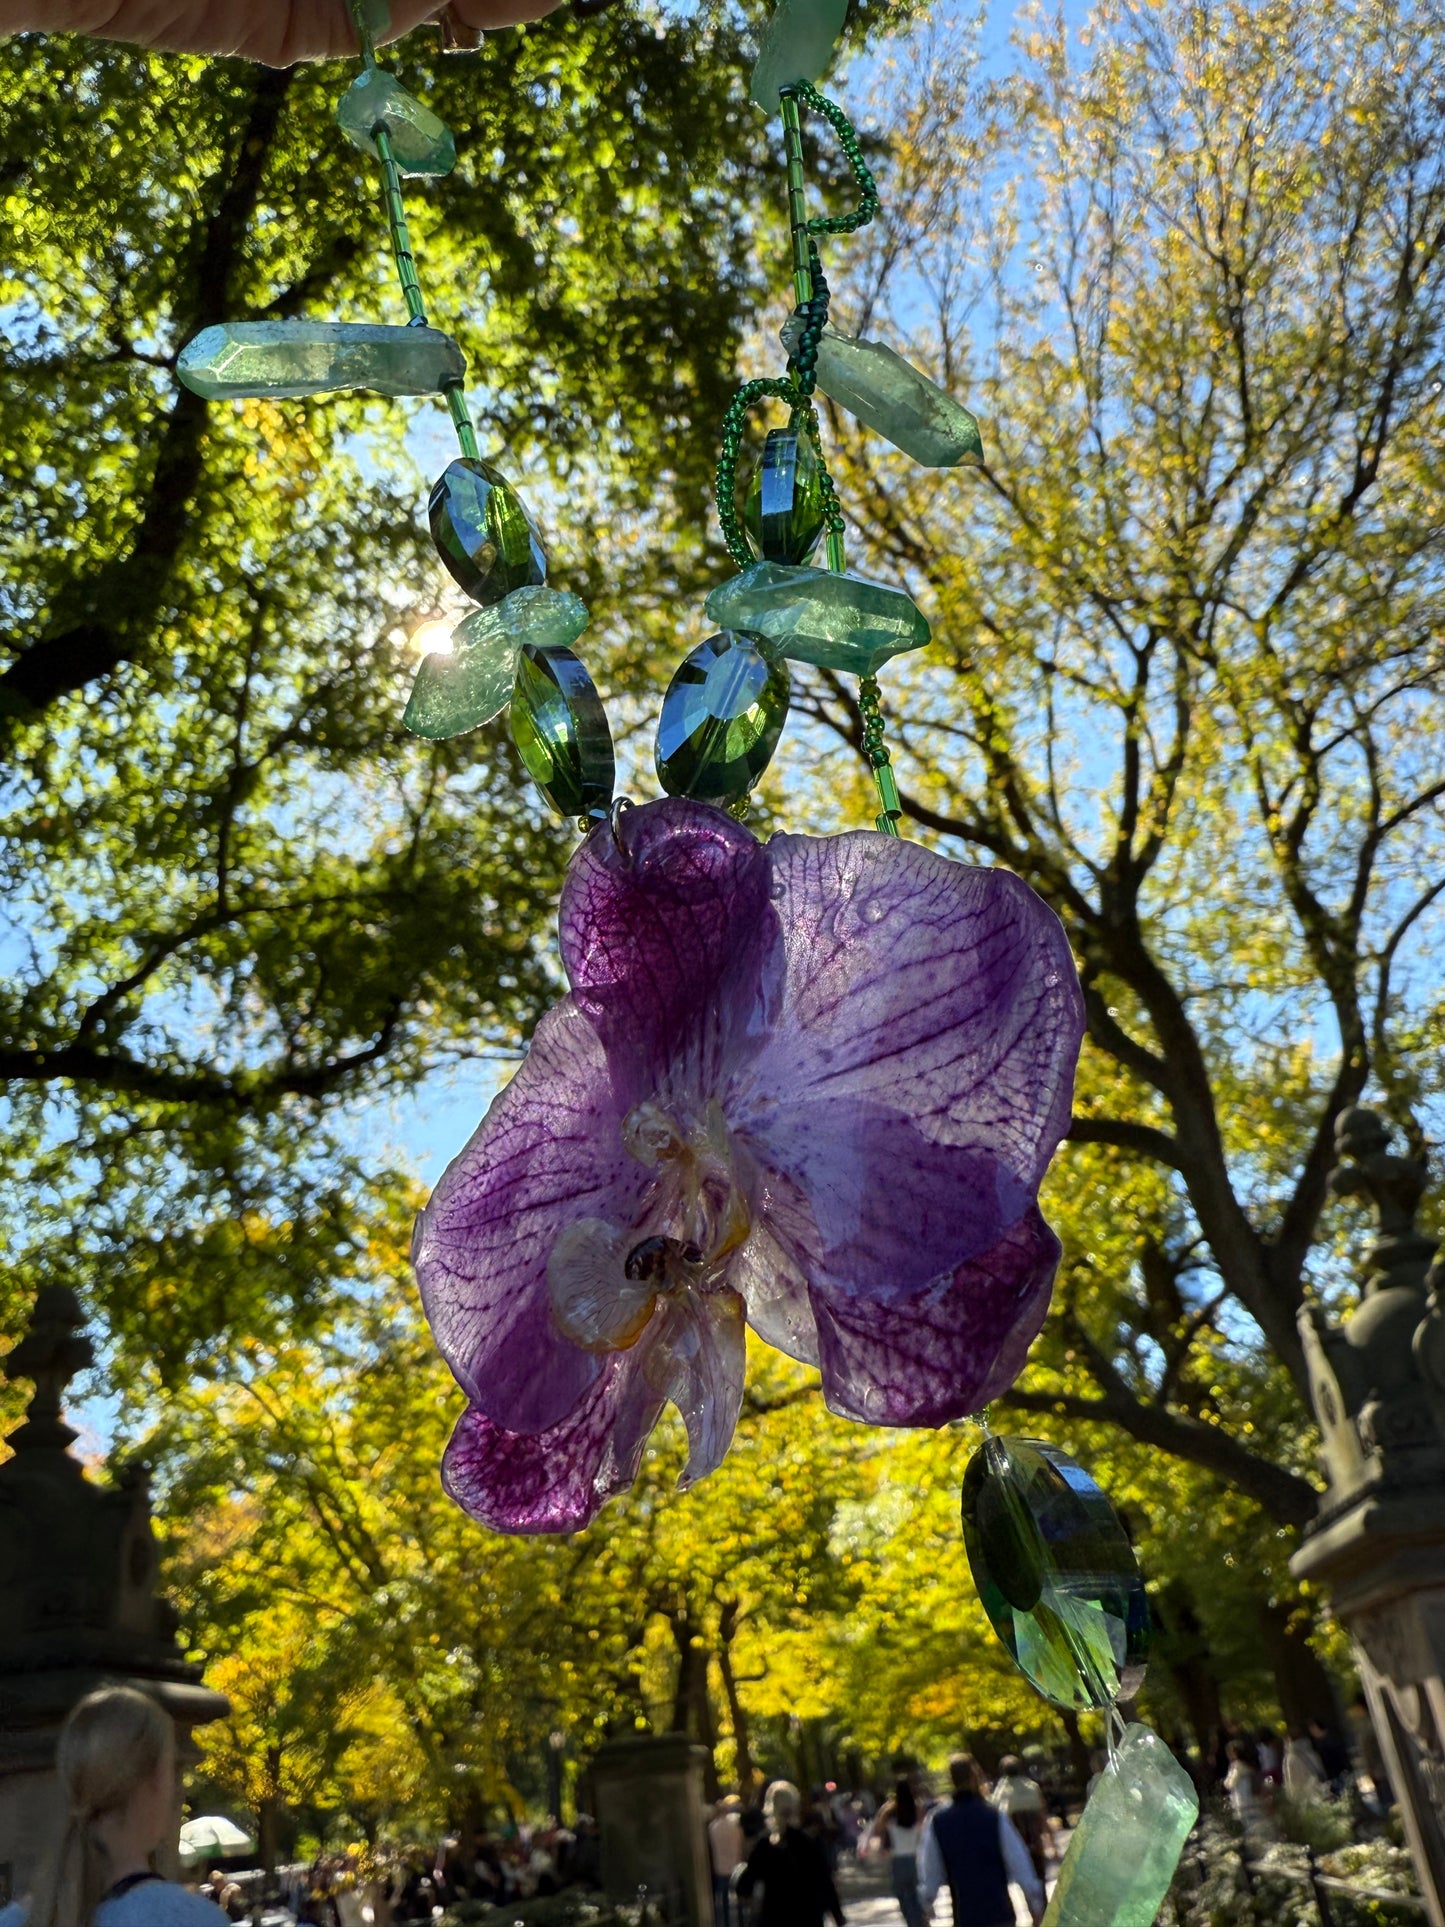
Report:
179,1815,256,1861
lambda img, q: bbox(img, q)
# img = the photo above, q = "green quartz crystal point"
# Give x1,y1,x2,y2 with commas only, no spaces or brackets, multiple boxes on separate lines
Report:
961,1436,1150,1712
783,317,983,467
1040,1724,1198,1927
511,643,615,822
177,322,464,401
749,0,849,111
656,630,791,806
706,562,930,677
336,68,456,176
403,588,589,739
430,458,547,606
744,429,826,566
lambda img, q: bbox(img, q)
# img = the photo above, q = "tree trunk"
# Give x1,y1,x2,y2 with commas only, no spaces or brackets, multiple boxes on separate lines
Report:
717,1604,757,1795
1259,1598,1340,1731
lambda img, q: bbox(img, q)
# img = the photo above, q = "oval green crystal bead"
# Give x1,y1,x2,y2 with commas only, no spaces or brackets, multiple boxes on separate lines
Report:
335,68,456,177
429,458,546,606
510,643,615,822
961,1435,1150,1712
705,561,930,677
743,428,826,566
403,587,590,740
655,630,790,807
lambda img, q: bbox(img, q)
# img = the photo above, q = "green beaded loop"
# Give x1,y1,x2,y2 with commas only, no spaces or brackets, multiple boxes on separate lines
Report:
780,80,881,236
715,376,806,567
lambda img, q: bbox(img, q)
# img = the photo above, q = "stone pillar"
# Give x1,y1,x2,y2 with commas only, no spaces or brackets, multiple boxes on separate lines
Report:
0,1287,229,1906
1292,1108,1445,1927
589,1733,712,1926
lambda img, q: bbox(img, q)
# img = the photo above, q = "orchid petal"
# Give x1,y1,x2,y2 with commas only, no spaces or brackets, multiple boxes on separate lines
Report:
442,1353,665,1535
413,1000,645,1434
646,1290,748,1488
810,1205,1061,1426
547,1218,657,1351
559,797,781,1106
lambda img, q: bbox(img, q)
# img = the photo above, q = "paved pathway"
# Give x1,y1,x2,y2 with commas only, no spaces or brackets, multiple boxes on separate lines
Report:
837,1855,1054,1925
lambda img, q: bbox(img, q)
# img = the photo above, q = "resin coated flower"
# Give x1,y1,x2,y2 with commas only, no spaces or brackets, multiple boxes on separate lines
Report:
414,797,1083,1534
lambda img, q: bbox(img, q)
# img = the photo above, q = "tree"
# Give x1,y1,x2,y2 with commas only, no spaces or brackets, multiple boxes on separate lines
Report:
0,13,812,1372
789,0,1445,1553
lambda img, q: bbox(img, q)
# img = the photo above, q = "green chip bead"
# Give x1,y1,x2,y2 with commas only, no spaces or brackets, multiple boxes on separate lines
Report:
782,317,983,468
1040,1725,1199,1927
429,458,547,606
743,429,826,566
655,631,790,807
705,562,930,677
403,587,590,740
510,643,615,821
177,321,463,401
749,0,849,111
336,68,456,177
961,1436,1150,1712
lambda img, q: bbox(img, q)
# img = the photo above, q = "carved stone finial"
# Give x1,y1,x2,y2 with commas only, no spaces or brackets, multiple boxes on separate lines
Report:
1328,1106,1437,1291
2,1284,94,1455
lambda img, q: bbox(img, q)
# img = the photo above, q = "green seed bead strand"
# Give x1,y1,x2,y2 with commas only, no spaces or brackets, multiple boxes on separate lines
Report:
374,128,428,323
859,674,902,836
346,0,380,67
366,93,482,462
716,377,805,568
779,93,814,310
788,245,847,571
781,80,881,237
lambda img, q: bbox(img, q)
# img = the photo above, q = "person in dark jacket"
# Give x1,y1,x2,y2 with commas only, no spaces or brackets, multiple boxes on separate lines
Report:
735,1782,846,1927
918,1754,1045,1927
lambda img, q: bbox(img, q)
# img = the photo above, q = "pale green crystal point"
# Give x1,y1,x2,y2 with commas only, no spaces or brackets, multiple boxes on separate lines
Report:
750,0,849,111
178,322,464,401
1040,1725,1198,1927
784,317,983,467
705,562,930,677
403,588,589,740
336,68,456,176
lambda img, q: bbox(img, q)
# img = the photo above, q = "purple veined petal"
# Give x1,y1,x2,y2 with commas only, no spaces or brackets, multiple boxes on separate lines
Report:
644,1289,748,1488
809,1205,1061,1426
749,830,1084,1183
559,798,783,1107
728,1171,821,1368
413,999,648,1435
442,1351,667,1535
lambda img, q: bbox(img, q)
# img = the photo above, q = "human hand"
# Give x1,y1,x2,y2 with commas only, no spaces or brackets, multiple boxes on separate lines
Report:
0,0,563,65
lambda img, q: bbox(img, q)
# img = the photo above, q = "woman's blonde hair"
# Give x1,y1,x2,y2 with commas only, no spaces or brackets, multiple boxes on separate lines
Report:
29,1685,174,1927
763,1778,801,1836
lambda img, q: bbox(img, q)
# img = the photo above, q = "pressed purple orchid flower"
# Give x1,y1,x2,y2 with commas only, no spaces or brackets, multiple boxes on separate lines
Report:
413,797,1084,1534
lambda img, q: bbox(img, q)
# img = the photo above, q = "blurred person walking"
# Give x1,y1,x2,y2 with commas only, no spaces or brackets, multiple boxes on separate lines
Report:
0,1686,228,1927
736,1783,846,1927
865,1779,927,1927
709,1796,747,1926
918,1755,1044,1927
990,1756,1049,1881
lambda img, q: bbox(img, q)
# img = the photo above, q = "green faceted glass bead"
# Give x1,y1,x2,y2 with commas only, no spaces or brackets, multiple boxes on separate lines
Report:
750,0,849,111
403,588,590,740
783,317,983,467
655,631,790,807
961,1436,1150,1712
178,322,463,401
743,429,826,566
511,643,615,821
336,68,456,176
430,458,547,606
706,562,930,677
1041,1725,1198,1927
